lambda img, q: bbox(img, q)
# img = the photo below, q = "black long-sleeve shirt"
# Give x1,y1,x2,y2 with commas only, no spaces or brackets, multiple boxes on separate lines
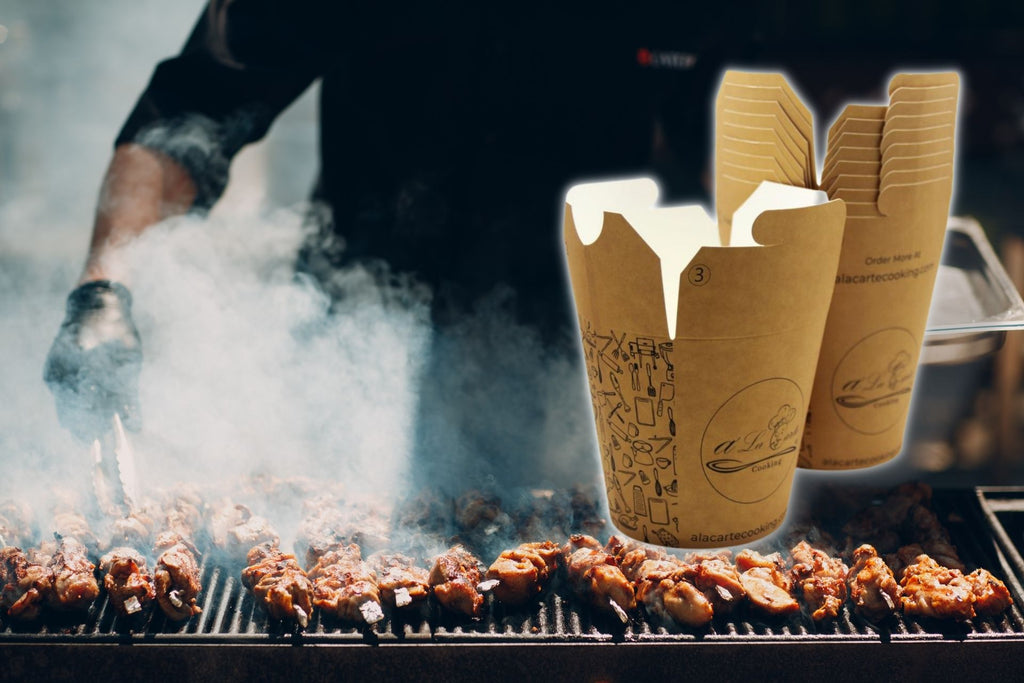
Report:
118,1,745,333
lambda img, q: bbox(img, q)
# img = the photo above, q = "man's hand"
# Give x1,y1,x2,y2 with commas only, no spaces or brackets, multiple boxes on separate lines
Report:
44,280,143,441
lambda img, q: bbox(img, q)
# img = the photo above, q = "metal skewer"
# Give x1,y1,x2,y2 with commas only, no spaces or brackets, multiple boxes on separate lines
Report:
608,598,629,623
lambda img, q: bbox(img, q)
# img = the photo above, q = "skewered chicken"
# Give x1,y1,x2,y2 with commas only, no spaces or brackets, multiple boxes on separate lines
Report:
106,510,158,551
47,535,100,611
307,544,384,624
606,536,712,627
483,540,561,606
429,545,485,618
790,541,848,621
368,552,431,609
100,547,155,616
51,512,100,558
0,546,53,620
153,532,202,621
296,499,348,568
845,544,899,622
562,534,635,622
208,501,279,562
241,542,314,628
735,549,799,617
683,550,746,615
966,568,1013,617
899,554,976,620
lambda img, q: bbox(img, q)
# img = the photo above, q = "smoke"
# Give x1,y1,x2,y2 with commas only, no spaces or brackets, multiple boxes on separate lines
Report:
117,208,432,496
0,1,605,554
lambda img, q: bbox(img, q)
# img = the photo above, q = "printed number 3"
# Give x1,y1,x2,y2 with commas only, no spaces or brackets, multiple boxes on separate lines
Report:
688,264,710,287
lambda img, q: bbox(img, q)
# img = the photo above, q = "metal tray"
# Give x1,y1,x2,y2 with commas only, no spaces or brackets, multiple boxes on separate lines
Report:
922,217,1024,364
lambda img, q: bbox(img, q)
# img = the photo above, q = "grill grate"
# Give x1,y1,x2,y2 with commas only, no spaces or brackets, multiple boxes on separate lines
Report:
3,489,1024,646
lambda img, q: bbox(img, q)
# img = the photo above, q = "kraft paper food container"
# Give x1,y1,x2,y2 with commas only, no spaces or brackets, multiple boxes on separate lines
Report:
563,178,845,548
799,72,959,469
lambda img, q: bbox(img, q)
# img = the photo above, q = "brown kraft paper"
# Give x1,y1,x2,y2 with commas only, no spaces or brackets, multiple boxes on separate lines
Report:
563,179,845,547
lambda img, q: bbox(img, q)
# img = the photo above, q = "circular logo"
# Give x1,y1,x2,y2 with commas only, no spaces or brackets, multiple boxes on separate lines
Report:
687,263,711,287
831,327,917,435
701,378,803,504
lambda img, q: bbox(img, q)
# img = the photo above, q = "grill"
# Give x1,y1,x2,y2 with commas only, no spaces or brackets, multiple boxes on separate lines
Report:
4,489,1024,682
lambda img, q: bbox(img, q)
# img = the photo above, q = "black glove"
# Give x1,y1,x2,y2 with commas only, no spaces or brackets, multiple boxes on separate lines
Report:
44,280,143,441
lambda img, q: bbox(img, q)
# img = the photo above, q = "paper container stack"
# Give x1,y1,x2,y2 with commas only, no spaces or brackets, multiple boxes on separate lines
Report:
715,70,958,469
806,73,959,469
563,179,845,548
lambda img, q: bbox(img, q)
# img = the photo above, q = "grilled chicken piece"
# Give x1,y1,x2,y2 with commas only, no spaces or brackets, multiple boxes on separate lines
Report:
886,543,925,580
0,500,35,548
368,552,431,609
605,536,711,627
296,501,347,568
47,536,100,611
899,554,975,620
0,547,54,620
208,501,279,562
429,545,485,618
790,541,848,621
846,544,899,622
684,551,746,615
307,544,384,624
966,568,1013,617
153,532,202,621
164,497,204,541
51,512,100,558
107,511,158,551
637,561,715,627
241,542,314,628
562,535,635,620
100,547,155,616
484,541,561,606
27,540,56,566
735,549,799,616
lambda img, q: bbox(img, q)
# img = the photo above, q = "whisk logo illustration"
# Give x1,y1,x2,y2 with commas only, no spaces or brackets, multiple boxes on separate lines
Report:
701,378,803,504
832,327,917,435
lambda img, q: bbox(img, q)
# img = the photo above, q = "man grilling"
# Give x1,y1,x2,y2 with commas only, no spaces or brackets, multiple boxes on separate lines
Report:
43,2,735,489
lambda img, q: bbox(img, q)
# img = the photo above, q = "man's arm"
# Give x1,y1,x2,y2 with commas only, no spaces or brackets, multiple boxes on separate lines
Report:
80,143,196,284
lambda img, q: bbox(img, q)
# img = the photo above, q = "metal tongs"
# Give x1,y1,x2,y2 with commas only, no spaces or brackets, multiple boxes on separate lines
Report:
90,413,140,518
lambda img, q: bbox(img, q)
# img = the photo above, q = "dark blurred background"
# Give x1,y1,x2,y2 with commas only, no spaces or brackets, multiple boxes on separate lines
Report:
0,1,1022,486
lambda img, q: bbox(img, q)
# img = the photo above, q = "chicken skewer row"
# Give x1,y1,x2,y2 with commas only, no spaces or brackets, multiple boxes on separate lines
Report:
368,552,431,610
429,545,486,618
241,542,315,628
561,534,635,623
307,544,384,625
479,540,562,606
0,546,54,621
